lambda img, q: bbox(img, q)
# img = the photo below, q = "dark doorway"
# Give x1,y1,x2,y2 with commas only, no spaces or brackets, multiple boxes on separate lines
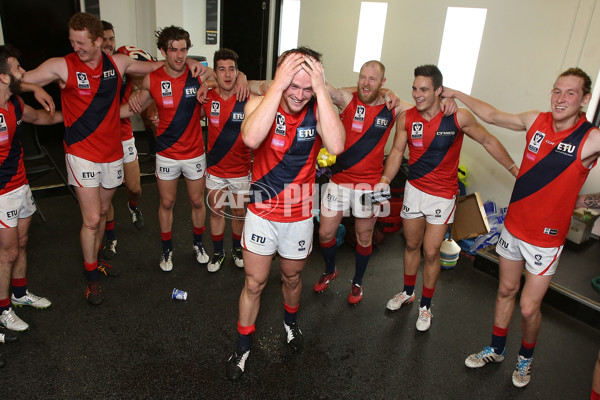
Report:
0,0,79,161
0,0,79,71
221,0,275,80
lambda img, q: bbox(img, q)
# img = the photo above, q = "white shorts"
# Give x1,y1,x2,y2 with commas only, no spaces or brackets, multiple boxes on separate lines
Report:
241,209,313,259
495,227,563,276
205,172,251,195
400,181,456,224
122,138,138,164
320,182,378,218
0,185,36,228
155,154,206,181
66,154,124,189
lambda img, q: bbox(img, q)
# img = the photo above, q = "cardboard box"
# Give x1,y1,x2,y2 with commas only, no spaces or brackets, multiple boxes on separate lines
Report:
566,208,600,244
451,192,490,241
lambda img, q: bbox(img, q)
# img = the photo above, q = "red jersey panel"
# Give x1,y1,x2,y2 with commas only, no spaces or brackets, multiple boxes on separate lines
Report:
119,77,134,141
0,96,27,195
249,100,322,222
149,66,204,160
504,113,595,247
202,90,251,177
61,52,123,162
331,93,395,187
406,108,464,199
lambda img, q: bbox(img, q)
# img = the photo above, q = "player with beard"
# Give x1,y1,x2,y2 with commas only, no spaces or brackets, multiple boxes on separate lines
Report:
0,45,63,363
313,60,457,305
382,65,516,332
22,13,204,304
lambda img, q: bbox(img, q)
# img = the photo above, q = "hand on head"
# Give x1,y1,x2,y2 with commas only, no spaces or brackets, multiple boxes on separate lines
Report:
301,56,325,91
273,52,305,89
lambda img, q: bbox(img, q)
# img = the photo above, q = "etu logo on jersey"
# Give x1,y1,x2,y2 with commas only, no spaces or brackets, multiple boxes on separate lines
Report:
76,72,90,89
375,117,390,128
185,86,197,98
81,171,95,180
102,69,116,79
297,127,316,142
232,112,244,121
556,142,576,156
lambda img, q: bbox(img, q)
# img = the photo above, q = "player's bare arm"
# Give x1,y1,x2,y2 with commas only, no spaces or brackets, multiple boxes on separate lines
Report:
458,108,519,177
442,86,538,131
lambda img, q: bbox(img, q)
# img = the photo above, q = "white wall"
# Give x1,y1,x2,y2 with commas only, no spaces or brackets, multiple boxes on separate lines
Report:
297,0,600,207
98,0,220,65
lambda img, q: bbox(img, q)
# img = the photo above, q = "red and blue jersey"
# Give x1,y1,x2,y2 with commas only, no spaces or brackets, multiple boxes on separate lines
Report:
119,77,134,141
249,99,322,222
202,90,251,177
61,52,123,163
331,93,395,187
149,66,204,160
0,96,27,195
405,108,463,199
505,113,595,247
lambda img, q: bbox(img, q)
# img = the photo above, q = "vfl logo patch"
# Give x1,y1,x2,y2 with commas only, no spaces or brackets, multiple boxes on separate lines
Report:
275,113,286,136
435,209,441,218
528,131,545,154
211,101,220,116
543,227,558,236
103,69,116,79
76,72,90,89
353,106,366,122
117,169,123,179
0,113,7,134
127,146,134,155
351,106,366,131
534,254,543,266
411,122,423,139
297,127,316,142
161,81,173,97
298,240,306,251
196,163,203,173
251,233,266,245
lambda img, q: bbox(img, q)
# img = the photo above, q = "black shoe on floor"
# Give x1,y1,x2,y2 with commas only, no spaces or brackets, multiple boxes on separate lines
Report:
284,322,303,352
0,327,19,343
226,347,250,382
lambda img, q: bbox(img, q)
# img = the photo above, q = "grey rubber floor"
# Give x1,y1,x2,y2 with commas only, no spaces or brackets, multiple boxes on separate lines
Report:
1,179,598,399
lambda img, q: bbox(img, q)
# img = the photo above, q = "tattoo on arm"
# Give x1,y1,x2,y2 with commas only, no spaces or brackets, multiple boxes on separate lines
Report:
583,194,600,209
